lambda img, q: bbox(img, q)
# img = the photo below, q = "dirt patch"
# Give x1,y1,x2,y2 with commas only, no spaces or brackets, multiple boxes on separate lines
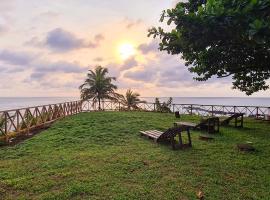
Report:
0,124,52,147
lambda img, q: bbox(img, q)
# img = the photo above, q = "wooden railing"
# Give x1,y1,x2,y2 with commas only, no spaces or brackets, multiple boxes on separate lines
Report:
81,100,270,119
1,99,269,142
0,101,82,139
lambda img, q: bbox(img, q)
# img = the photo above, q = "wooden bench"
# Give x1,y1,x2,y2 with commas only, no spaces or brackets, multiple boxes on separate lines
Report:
174,117,220,134
140,130,163,142
220,113,244,128
140,126,192,150
174,121,197,128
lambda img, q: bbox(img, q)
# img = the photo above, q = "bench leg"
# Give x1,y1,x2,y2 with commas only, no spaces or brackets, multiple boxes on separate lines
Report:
170,137,176,150
178,132,183,148
187,129,192,147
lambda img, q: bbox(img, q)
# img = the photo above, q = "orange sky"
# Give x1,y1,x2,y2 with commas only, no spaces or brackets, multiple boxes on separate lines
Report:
0,0,269,97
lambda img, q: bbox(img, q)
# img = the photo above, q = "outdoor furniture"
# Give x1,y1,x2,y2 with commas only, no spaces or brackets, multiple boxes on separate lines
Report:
220,113,244,128
140,126,192,150
175,111,180,118
174,117,220,134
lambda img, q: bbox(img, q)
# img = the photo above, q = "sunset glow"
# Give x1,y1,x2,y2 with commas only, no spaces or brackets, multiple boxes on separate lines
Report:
118,43,136,60
0,1,268,97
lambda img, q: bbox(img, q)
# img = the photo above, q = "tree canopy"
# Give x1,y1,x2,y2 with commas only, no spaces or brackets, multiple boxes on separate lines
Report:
79,66,121,110
119,89,146,110
155,97,173,113
148,0,270,95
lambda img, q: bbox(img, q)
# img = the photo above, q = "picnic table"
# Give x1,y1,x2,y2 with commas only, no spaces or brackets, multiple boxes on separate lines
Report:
174,121,197,128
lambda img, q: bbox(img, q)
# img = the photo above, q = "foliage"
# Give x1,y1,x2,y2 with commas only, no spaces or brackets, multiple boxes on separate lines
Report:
0,112,269,199
79,66,121,110
0,115,5,136
20,112,38,129
155,97,173,112
119,89,146,110
148,0,270,95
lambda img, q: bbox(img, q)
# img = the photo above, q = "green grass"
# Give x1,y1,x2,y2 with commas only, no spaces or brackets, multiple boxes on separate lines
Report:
0,112,269,200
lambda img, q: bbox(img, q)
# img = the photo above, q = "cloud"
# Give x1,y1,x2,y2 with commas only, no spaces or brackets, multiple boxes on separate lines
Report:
94,34,104,42
0,16,10,34
104,63,121,77
24,36,44,47
123,67,155,82
25,73,83,89
34,61,87,73
39,11,59,19
25,61,88,89
159,67,191,82
0,1,14,12
172,0,182,7
138,40,159,54
93,57,104,62
0,24,8,34
125,19,142,29
44,28,104,52
0,49,36,66
121,56,138,70
45,28,87,51
30,72,46,80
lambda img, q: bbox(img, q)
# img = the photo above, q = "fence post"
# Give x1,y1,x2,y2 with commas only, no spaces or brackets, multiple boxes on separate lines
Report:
172,104,175,113
16,110,20,132
211,106,214,117
190,105,193,115
256,107,259,118
71,103,73,115
154,103,156,112
4,112,8,136
119,102,121,111
234,106,236,114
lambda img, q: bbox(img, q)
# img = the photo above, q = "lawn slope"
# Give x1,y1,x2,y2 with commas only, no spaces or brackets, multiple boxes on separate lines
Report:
0,112,269,200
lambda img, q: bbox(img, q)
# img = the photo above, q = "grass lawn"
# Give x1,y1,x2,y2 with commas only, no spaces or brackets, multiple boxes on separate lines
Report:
0,112,269,200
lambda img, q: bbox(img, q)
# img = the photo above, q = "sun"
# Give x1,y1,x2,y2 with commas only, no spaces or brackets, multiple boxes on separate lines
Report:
118,43,135,60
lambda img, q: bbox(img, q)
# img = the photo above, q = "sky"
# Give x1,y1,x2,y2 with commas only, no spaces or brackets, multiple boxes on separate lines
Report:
0,0,269,97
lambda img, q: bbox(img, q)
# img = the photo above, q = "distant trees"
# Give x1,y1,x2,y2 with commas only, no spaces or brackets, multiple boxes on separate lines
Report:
155,97,172,112
119,89,146,110
79,66,121,110
148,0,270,95
79,66,173,112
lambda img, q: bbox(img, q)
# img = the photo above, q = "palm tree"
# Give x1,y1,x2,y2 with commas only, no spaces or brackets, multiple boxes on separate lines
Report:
79,66,120,110
119,89,146,110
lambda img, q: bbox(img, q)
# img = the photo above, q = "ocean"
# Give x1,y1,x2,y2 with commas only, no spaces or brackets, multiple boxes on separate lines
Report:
141,97,270,107
0,97,78,111
0,97,269,111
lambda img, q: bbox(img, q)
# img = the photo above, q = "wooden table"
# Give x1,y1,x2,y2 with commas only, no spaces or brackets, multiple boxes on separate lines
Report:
174,122,197,128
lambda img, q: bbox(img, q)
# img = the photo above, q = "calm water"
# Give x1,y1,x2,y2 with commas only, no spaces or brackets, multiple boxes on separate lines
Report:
0,97,78,111
0,97,269,111
141,97,270,107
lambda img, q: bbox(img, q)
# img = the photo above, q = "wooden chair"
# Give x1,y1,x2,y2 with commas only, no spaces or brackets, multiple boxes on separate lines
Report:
175,117,220,134
140,126,192,150
220,113,244,128
175,111,180,118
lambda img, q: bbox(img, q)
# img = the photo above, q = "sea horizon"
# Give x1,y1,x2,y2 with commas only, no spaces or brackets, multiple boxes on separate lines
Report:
0,96,269,111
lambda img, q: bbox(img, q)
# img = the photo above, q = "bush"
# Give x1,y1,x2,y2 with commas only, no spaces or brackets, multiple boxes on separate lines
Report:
155,97,172,113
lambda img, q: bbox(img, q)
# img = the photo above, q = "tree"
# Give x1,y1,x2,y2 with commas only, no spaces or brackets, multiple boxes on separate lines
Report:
155,97,173,113
119,89,146,110
79,66,121,110
148,0,270,95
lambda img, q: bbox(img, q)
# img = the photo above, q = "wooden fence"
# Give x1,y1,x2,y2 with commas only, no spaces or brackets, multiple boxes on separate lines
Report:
1,99,269,141
0,101,82,139
81,100,270,119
